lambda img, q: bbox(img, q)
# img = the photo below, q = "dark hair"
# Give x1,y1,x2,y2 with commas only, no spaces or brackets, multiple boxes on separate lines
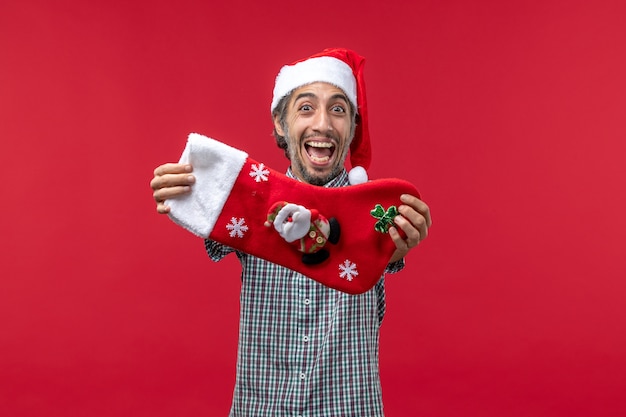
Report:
271,94,291,159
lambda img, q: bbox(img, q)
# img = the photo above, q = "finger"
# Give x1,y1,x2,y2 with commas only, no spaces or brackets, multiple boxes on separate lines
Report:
400,194,432,228
393,215,422,248
150,172,196,191
153,185,192,204
153,163,193,177
388,226,410,254
156,202,171,214
397,206,429,242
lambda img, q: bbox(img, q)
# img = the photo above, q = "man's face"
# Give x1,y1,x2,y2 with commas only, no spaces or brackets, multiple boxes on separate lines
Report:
274,82,354,186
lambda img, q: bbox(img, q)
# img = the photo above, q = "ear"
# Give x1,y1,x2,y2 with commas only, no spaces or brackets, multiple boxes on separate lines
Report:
273,113,285,136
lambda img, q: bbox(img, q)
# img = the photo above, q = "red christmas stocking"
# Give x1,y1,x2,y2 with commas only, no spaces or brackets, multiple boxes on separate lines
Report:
166,133,420,294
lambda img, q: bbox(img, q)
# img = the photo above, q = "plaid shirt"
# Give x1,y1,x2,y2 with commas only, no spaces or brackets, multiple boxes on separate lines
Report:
205,168,404,417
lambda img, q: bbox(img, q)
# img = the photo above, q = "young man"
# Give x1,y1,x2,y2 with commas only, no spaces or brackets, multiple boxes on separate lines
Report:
151,48,431,416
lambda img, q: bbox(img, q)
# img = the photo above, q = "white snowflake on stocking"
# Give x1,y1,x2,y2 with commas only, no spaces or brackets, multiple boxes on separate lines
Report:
339,259,359,281
249,163,270,182
226,217,249,238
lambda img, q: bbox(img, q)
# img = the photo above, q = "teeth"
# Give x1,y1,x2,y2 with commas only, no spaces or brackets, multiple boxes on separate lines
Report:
310,155,330,163
306,141,333,148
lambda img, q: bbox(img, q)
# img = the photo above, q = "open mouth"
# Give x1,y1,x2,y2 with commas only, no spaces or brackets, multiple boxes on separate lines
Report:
304,140,335,164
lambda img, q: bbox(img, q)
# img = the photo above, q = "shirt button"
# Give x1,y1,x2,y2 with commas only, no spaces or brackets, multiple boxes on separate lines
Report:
303,336,309,342
304,298,311,305
309,230,316,238
299,373,306,380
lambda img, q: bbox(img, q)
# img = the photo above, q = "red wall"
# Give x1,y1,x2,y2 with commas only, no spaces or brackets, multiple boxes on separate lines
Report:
2,1,625,416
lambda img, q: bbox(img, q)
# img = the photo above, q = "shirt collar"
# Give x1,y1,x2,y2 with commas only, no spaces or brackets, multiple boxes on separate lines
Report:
286,167,350,188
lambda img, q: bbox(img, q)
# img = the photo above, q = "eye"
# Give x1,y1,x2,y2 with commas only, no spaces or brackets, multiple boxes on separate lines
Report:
331,105,346,113
299,104,313,112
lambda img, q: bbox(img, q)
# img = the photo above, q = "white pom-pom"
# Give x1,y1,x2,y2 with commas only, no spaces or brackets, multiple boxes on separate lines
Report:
348,166,368,185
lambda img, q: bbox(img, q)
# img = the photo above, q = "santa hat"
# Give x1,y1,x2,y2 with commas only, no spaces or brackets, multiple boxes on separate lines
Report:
271,48,371,185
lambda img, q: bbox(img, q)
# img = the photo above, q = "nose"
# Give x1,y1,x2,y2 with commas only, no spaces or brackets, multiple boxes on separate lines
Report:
312,108,331,133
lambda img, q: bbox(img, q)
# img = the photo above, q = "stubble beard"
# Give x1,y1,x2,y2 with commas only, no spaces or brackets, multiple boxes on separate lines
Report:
284,127,348,186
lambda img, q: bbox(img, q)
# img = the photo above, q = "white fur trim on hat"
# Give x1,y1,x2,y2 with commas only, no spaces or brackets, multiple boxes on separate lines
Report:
271,56,357,113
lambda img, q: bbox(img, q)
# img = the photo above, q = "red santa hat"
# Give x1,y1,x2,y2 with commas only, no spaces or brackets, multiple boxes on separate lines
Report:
271,48,371,185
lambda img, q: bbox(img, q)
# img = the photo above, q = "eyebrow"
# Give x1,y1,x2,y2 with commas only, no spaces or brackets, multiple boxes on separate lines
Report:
293,92,349,104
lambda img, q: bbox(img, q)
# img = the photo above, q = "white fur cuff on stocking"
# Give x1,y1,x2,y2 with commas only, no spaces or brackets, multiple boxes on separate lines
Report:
166,133,248,238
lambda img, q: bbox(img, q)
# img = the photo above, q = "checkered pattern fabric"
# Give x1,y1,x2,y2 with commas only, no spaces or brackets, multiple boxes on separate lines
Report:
205,169,404,417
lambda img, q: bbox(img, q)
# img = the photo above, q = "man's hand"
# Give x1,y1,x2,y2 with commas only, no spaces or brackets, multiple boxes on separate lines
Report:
150,163,195,214
388,194,432,263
